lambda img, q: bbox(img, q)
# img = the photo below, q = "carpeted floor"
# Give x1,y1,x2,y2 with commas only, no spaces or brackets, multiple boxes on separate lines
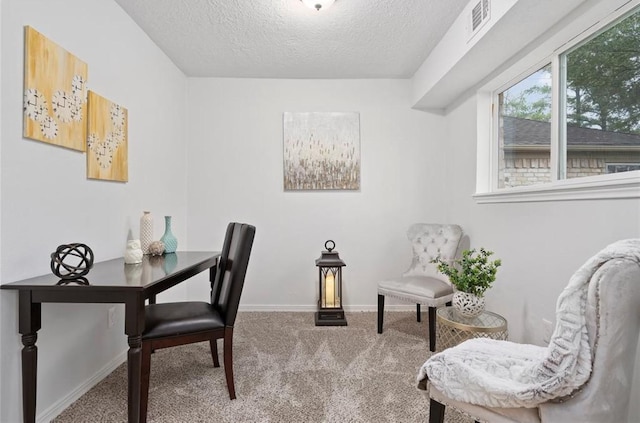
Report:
54,311,471,422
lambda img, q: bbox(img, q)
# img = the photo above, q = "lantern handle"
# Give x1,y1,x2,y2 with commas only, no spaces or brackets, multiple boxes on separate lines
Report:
325,240,335,252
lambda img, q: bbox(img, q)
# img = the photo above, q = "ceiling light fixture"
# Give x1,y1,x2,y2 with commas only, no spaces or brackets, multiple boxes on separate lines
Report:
301,0,335,11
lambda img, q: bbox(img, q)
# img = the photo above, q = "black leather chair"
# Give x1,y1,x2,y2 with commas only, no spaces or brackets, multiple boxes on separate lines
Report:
139,222,256,421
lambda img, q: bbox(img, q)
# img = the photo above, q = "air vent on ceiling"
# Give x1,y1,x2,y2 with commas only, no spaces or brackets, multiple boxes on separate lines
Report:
469,0,490,41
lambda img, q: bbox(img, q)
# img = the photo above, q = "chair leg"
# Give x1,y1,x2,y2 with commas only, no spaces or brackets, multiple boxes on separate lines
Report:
377,294,384,334
223,327,236,400
140,342,153,423
429,398,445,423
209,338,220,367
416,304,421,322
428,307,437,352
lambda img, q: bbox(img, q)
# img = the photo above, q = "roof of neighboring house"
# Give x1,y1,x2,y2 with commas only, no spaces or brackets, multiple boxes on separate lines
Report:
503,116,640,147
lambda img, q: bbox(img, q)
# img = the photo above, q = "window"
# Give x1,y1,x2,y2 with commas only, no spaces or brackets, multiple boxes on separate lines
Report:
607,163,640,173
487,7,640,199
563,11,640,181
497,65,551,188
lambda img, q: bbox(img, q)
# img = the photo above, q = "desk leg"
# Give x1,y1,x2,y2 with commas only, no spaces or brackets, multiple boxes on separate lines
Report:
125,294,145,423
18,291,41,423
127,335,143,423
21,334,38,423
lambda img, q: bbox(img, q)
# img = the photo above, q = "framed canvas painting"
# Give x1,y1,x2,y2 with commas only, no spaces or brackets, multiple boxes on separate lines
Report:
86,91,128,182
23,26,88,151
283,112,360,190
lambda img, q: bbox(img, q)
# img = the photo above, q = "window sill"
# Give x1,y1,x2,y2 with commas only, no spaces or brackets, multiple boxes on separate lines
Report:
473,172,640,203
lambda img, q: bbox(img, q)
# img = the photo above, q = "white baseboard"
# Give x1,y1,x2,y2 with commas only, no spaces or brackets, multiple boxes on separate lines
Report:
38,350,128,423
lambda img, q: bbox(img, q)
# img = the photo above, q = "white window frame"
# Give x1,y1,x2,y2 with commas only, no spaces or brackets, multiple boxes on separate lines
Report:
474,1,640,203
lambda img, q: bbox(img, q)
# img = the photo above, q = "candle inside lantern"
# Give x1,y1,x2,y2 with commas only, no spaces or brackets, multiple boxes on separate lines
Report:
325,272,335,308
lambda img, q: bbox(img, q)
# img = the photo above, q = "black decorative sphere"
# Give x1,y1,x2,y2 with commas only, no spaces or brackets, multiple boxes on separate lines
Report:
50,243,94,280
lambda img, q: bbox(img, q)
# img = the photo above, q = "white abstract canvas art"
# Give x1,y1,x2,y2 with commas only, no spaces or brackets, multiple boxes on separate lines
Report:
283,112,360,190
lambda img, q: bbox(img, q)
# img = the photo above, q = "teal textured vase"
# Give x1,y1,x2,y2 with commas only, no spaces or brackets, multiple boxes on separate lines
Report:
160,216,178,253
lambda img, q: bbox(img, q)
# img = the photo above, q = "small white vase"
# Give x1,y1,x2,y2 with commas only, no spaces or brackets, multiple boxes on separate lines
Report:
124,239,143,264
452,291,485,318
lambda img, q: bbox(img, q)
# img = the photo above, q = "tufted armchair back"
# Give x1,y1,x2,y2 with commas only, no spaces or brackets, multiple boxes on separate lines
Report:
403,223,463,283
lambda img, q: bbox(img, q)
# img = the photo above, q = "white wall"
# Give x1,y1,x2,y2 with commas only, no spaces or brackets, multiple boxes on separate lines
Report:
2,0,636,421
443,95,640,420
0,0,3,420
185,78,447,310
0,0,188,421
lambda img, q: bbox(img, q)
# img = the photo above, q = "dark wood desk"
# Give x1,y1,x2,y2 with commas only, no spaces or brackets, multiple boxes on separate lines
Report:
1,251,220,423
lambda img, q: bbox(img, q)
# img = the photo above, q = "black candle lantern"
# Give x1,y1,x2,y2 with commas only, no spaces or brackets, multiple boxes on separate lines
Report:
315,240,347,326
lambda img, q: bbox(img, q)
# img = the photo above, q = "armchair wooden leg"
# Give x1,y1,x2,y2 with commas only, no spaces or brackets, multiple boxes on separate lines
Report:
416,304,421,322
377,294,384,334
223,327,236,400
140,342,153,423
428,306,437,352
209,338,220,368
429,398,445,423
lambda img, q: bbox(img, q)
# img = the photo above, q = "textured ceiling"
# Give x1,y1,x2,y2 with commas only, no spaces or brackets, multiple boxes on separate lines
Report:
114,0,469,78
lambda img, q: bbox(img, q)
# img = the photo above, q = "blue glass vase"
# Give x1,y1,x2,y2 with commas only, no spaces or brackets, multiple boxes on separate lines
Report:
160,216,178,253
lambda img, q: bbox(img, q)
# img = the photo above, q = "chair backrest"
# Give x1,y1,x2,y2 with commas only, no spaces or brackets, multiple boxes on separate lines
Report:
210,222,256,327
403,223,463,281
539,257,640,422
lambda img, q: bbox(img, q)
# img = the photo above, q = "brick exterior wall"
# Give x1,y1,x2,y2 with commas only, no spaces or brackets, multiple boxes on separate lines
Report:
565,157,605,179
499,152,640,188
501,156,551,187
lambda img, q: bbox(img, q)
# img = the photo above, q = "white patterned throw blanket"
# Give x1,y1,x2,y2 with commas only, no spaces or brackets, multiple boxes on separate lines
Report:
417,239,640,408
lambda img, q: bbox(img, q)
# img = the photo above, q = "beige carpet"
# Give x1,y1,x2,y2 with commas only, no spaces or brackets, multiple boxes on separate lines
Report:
54,312,472,422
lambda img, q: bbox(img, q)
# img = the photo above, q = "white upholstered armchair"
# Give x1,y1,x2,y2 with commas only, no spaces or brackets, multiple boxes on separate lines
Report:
418,239,640,423
377,223,463,352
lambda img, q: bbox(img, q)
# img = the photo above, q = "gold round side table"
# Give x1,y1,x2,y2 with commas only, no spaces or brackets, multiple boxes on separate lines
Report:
436,306,508,351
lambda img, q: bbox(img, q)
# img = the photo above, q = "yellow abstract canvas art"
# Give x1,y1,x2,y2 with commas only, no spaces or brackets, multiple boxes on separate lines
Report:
23,26,88,150
86,91,128,182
